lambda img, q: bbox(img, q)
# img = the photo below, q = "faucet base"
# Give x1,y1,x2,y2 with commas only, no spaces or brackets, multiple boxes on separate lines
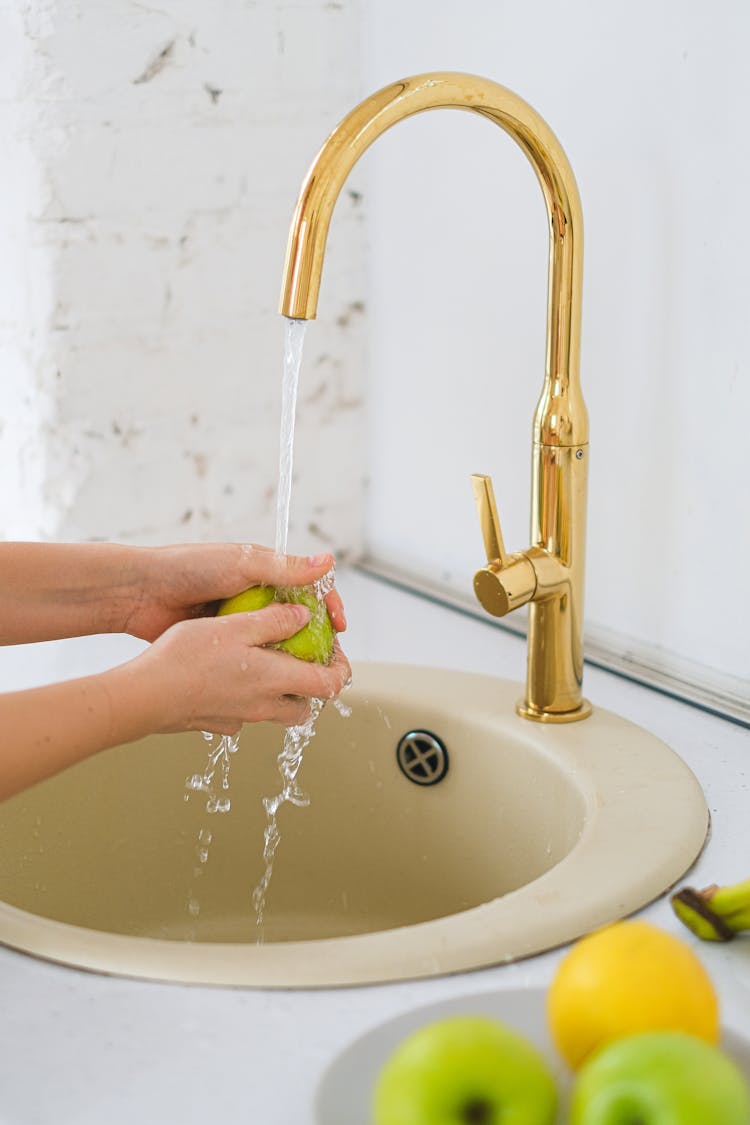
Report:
516,698,593,724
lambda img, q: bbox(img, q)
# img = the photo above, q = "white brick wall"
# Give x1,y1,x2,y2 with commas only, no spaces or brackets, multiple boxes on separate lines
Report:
0,0,367,558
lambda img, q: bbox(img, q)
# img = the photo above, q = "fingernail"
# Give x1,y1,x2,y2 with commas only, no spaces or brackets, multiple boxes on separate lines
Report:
308,553,330,566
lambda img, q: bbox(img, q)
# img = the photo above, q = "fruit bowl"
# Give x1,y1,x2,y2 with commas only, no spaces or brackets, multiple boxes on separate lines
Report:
314,988,750,1124
0,663,708,987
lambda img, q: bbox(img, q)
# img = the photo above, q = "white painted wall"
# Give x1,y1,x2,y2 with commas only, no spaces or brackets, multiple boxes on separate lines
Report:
0,0,367,557
360,0,750,693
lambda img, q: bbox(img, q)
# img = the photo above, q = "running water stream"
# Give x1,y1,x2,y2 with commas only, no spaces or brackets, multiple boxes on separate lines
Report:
253,318,339,932
274,317,306,556
184,317,346,932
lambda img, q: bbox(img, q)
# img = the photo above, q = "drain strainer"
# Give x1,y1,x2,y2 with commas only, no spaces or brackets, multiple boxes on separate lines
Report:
396,730,449,786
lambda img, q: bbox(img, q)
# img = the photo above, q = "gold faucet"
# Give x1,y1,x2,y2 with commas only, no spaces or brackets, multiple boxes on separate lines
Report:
279,72,591,723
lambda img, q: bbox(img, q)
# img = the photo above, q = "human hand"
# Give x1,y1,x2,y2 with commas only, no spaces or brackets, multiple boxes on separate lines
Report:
120,544,346,642
128,601,352,735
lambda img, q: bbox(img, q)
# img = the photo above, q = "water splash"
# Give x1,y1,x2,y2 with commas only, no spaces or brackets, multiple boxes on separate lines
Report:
251,568,341,930
251,696,325,931
275,318,307,556
183,734,238,918
184,731,239,815
186,828,214,919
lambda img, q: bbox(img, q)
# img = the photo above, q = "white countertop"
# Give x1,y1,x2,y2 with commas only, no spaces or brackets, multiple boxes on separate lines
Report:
0,568,748,1124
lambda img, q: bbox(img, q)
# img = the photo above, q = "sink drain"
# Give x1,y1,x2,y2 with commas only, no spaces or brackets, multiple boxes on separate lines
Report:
396,730,449,786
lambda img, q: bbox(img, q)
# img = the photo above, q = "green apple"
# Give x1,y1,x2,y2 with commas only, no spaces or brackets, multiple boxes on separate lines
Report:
570,1031,750,1125
217,585,276,615
373,1015,557,1125
276,585,335,663
217,584,334,664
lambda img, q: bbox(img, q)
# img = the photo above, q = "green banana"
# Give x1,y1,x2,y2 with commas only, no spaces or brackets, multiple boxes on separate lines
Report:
671,877,750,942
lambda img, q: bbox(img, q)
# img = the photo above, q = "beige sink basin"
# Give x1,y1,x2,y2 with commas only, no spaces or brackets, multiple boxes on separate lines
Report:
0,663,708,987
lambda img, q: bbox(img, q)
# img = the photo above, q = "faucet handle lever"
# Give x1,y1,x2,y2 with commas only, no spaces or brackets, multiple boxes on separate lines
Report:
471,472,537,618
471,473,508,566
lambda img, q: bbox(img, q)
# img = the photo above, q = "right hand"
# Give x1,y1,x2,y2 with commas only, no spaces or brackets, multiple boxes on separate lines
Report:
131,602,352,735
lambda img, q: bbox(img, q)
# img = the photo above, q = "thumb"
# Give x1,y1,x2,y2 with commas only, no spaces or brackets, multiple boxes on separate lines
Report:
238,601,311,647
242,547,334,589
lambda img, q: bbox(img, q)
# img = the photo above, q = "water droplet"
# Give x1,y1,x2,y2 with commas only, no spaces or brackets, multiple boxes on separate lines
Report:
207,796,231,814
251,696,326,927
185,774,208,793
314,566,335,599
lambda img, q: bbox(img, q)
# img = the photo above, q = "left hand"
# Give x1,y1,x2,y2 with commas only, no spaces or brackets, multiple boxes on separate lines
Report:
121,544,346,643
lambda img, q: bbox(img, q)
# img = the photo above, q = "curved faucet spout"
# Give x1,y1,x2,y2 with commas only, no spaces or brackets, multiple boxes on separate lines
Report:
279,71,587,447
280,73,592,722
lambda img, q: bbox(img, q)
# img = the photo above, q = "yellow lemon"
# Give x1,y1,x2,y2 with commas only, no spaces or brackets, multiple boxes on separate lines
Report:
548,920,719,1070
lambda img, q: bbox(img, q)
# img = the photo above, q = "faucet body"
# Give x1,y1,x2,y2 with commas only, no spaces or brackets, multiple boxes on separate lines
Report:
280,72,591,722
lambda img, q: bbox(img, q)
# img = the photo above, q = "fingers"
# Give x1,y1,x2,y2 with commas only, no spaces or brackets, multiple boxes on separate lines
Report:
169,601,352,735
324,588,346,632
235,544,347,630
188,543,347,633
258,643,351,727
272,695,313,727
235,602,311,647
215,606,351,690
264,639,352,702
239,544,335,589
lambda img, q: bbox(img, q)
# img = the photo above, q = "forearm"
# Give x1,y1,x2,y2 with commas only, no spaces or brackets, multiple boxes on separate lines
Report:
0,659,159,802
0,542,145,645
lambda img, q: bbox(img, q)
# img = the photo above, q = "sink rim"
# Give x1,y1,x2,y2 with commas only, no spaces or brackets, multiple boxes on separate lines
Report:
0,663,709,988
